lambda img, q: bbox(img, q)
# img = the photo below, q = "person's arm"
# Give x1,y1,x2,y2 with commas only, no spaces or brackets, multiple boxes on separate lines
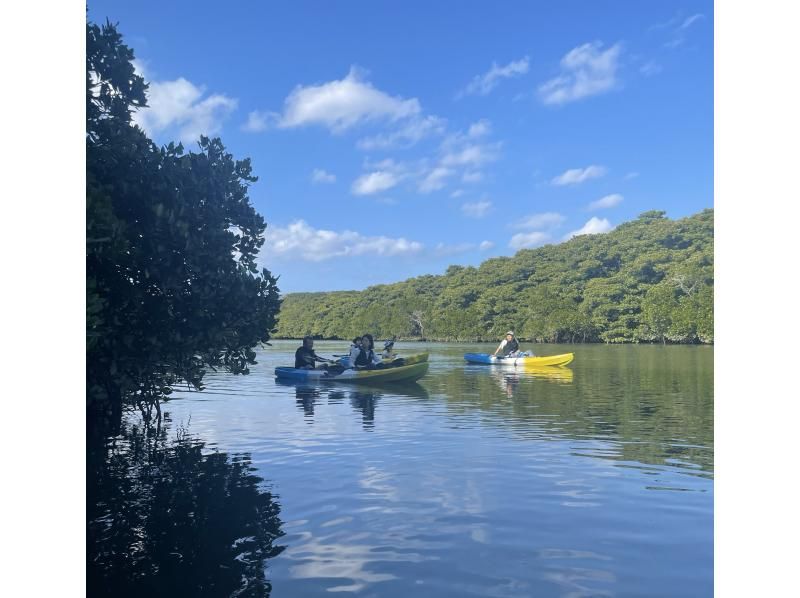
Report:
312,350,332,363
347,346,359,368
493,339,506,356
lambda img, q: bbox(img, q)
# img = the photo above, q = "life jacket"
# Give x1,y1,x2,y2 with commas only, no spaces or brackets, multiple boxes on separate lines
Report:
501,337,520,356
355,347,374,367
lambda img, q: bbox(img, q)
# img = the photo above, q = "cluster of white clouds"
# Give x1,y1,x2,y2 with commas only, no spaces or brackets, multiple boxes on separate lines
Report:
263,220,493,263
538,42,622,105
130,42,651,271
508,209,614,250
357,115,447,150
349,119,500,197
509,211,562,249
264,220,423,262
653,12,705,49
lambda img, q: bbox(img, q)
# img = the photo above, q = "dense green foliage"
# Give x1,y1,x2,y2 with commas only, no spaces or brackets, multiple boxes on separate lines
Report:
87,21,280,412
276,209,713,344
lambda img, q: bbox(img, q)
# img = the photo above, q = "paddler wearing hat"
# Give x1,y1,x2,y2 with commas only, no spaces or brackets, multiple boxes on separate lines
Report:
493,331,524,357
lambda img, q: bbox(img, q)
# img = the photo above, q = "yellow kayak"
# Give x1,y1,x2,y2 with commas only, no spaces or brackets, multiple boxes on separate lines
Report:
464,352,574,367
382,352,429,366
275,361,429,383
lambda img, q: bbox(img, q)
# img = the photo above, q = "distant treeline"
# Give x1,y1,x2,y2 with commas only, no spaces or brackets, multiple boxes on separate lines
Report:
275,209,713,344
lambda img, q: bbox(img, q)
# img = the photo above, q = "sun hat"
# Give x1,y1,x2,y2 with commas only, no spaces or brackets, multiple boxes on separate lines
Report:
506,331,515,336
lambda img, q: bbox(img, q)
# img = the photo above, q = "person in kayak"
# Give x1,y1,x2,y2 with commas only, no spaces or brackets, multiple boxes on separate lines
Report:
353,334,383,369
493,331,522,357
295,336,336,370
346,337,363,368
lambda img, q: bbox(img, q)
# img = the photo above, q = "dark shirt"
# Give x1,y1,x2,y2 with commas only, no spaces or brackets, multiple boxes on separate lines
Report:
500,337,520,356
295,346,321,369
354,347,375,367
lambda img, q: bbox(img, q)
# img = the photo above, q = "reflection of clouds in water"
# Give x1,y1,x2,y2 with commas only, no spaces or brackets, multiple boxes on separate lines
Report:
285,531,400,592
357,463,493,547
554,478,603,508
542,566,616,598
538,548,612,561
359,465,401,503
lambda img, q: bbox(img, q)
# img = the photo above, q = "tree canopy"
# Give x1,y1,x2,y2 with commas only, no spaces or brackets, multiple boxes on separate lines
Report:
87,21,280,414
275,209,713,344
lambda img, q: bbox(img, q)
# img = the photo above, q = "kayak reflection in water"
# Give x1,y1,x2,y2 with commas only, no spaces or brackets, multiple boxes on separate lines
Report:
493,330,533,358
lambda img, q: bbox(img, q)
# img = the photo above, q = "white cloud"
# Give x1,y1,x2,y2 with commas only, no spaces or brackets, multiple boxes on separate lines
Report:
264,220,423,261
351,170,401,195
461,200,492,218
509,231,551,250
624,171,640,180
277,67,420,133
357,115,446,150
418,166,454,193
441,143,499,168
538,42,622,105
468,119,492,138
133,75,237,143
564,217,614,240
588,193,623,210
458,57,530,97
479,240,494,251
311,168,336,184
416,125,500,193
680,13,704,30
450,189,465,198
640,61,662,76
462,171,484,183
551,165,607,186
513,212,565,229
242,110,277,132
652,12,705,49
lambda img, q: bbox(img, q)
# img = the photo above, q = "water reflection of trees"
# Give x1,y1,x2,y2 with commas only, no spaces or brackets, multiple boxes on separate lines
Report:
87,417,285,597
432,354,714,475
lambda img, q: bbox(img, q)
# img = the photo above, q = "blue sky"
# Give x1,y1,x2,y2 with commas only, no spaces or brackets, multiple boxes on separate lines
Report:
90,1,713,293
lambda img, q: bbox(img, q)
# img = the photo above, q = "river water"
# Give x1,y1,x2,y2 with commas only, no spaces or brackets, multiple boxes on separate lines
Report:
88,341,713,597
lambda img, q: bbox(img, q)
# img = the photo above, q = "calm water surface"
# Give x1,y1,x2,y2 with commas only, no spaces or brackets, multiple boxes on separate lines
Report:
88,342,713,597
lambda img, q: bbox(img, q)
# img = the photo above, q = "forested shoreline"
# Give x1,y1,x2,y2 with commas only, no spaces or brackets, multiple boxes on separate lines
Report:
275,209,713,344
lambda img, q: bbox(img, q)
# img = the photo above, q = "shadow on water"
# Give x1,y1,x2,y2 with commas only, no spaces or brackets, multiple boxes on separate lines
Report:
87,415,286,597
